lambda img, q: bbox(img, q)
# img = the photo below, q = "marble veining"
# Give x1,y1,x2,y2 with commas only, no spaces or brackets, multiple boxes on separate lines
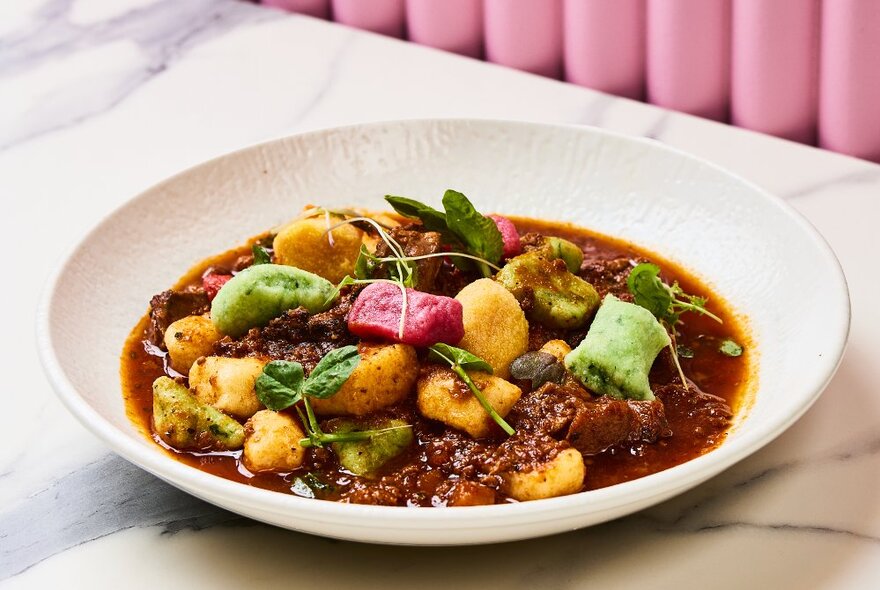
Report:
1,0,279,151
3,0,879,587
0,455,241,581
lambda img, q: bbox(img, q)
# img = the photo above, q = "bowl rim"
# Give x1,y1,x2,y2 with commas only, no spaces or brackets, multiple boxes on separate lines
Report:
36,118,851,528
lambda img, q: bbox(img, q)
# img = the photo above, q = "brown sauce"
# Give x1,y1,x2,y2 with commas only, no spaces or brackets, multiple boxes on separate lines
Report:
121,216,751,505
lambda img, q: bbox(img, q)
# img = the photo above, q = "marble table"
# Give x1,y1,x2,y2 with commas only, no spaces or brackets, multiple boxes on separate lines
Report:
3,0,879,587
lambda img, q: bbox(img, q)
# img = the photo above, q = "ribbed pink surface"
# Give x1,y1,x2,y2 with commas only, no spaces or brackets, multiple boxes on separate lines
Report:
731,0,819,143
406,0,482,57
820,0,880,162
331,0,406,38
261,0,880,162
262,0,329,19
563,0,645,99
646,0,730,121
483,0,563,78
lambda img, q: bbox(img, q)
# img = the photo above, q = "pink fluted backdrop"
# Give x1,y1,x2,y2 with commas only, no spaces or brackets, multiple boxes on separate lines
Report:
259,0,880,163
564,0,645,100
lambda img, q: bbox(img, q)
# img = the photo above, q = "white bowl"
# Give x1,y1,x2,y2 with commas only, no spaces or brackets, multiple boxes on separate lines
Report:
37,119,849,545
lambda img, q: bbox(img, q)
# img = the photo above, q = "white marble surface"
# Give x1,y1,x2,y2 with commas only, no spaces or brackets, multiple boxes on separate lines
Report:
2,0,879,587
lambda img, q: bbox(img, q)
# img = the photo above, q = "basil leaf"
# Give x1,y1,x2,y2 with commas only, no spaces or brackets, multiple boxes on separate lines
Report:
442,189,503,265
429,343,493,374
256,360,305,410
384,195,449,233
627,263,673,321
719,339,743,357
302,345,361,399
252,244,272,265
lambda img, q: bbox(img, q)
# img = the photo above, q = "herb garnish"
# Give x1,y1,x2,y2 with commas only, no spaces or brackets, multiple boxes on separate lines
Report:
255,359,306,410
385,190,504,276
676,344,696,359
383,196,449,234
256,346,359,410
255,346,410,447
252,244,272,265
627,263,722,385
627,263,721,325
323,213,499,338
314,203,513,436
295,397,412,449
428,343,515,436
719,339,743,357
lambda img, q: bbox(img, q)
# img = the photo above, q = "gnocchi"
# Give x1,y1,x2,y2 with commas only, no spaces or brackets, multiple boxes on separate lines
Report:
273,216,363,284
311,342,419,416
417,366,521,439
243,410,307,472
500,448,585,501
163,314,221,373
454,278,529,378
189,356,266,419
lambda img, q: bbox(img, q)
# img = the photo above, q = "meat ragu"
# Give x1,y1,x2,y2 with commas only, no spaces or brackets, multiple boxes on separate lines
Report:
121,194,750,506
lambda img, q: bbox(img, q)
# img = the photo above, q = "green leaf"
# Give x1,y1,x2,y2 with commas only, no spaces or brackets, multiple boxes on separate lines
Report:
442,189,504,265
627,263,674,321
676,344,695,359
255,360,305,410
387,256,416,288
354,244,376,280
252,244,272,265
428,344,513,435
428,343,493,374
322,275,357,308
719,339,743,357
302,345,361,399
384,195,448,233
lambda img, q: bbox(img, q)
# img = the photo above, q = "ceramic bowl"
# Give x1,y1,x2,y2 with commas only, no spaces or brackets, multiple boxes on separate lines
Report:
37,119,849,545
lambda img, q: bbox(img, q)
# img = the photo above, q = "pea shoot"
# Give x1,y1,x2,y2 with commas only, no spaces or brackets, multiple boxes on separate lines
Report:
252,244,272,265
428,343,515,436
314,196,514,436
255,346,413,448
627,262,722,385
385,190,504,277
322,206,500,339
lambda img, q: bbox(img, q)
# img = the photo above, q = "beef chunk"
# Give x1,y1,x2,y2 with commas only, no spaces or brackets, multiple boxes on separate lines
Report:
145,288,210,347
654,380,733,440
510,382,670,455
215,288,358,371
373,226,443,291
579,256,640,300
486,431,568,474
341,480,404,506
519,232,545,252
526,322,589,354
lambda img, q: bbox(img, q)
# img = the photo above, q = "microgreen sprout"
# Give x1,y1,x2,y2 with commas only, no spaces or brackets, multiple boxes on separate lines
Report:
627,262,723,385
428,343,515,436
371,251,503,272
324,209,335,247
255,348,411,447
385,191,505,277
295,398,412,448
251,244,272,265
